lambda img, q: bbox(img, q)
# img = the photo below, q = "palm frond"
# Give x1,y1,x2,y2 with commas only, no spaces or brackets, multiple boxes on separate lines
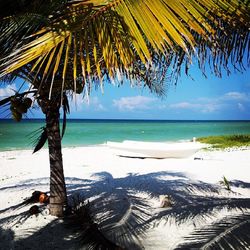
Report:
62,92,70,138
33,126,48,153
0,96,12,106
0,0,66,19
0,73,18,85
0,0,249,99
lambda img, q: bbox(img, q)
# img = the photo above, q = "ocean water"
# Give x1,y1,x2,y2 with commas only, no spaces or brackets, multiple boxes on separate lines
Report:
0,119,250,151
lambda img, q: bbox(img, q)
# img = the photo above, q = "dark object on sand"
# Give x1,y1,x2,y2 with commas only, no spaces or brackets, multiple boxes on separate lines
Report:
194,157,203,160
39,193,49,204
29,205,40,215
26,191,49,204
31,191,42,202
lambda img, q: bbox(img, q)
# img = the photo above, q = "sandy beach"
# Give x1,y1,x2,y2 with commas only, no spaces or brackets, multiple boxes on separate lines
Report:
1,145,250,249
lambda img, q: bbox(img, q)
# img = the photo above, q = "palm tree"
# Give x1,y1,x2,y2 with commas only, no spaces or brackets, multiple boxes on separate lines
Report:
0,0,249,217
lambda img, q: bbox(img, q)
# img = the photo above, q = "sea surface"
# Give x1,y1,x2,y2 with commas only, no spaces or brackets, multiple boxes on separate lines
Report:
0,119,250,151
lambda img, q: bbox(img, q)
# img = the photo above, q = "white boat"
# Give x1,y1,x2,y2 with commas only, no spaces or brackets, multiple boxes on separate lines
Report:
106,140,205,159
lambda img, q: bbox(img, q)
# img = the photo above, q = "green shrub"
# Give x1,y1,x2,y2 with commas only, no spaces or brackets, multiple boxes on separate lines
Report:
197,134,250,149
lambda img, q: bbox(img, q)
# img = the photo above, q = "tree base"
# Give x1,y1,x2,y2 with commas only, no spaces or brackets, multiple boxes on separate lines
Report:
49,203,65,217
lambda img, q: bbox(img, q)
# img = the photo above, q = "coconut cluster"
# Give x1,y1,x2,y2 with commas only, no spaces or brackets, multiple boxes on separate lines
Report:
10,96,32,121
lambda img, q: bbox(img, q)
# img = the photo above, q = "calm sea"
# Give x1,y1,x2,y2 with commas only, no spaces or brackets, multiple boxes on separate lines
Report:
0,119,250,151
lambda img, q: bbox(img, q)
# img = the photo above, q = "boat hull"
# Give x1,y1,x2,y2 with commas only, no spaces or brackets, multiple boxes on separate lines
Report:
106,141,204,159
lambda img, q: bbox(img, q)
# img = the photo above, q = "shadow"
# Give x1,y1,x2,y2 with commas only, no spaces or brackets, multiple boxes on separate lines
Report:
0,226,15,250
63,171,250,249
4,220,79,250
230,180,250,188
66,171,220,207
0,210,29,225
118,155,164,160
1,171,250,249
0,200,29,214
0,177,49,192
175,211,250,249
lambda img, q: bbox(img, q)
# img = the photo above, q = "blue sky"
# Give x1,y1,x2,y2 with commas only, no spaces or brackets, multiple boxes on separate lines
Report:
0,62,249,120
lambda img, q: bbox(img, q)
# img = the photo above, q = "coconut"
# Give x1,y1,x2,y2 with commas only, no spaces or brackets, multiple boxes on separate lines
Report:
29,205,40,215
23,98,32,108
12,110,22,122
16,103,28,114
10,97,21,106
39,193,49,203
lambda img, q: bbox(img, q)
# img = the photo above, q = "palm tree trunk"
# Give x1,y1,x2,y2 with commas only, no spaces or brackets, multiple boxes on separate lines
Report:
40,96,67,217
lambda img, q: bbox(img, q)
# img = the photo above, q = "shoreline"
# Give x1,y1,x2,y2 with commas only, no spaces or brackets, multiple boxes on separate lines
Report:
1,141,250,152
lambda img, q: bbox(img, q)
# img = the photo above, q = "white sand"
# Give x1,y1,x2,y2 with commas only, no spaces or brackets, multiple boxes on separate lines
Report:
0,145,250,249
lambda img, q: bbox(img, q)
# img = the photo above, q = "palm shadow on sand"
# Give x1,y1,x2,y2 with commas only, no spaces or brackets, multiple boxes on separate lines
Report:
1,171,250,249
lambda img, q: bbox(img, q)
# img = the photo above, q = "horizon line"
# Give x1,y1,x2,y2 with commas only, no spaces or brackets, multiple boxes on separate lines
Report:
1,118,250,122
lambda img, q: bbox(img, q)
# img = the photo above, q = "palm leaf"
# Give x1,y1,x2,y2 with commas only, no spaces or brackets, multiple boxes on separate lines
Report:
62,93,70,138
0,0,249,99
0,0,67,58
0,96,12,106
33,126,48,153
61,33,72,98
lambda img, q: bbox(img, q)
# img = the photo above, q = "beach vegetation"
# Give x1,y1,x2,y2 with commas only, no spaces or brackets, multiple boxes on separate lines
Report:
197,134,250,149
0,0,250,217
220,176,231,191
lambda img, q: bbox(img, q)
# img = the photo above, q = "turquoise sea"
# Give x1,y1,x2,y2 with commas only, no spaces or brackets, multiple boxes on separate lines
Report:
0,119,250,151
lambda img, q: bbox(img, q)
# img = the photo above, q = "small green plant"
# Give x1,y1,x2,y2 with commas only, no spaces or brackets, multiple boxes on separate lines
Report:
197,134,250,149
220,176,231,191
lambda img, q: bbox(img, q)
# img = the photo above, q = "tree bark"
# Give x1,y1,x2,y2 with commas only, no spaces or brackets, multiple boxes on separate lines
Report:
39,96,67,217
